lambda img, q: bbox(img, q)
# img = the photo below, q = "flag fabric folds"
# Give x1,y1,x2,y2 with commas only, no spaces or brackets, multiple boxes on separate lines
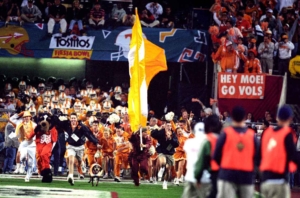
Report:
128,8,167,133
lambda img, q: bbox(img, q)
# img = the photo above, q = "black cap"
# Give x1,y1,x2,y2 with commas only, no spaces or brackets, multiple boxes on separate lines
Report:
28,0,33,3
231,106,246,122
277,105,293,121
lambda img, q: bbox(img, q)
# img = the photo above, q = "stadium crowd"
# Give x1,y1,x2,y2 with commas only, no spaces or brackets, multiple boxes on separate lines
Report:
1,0,300,75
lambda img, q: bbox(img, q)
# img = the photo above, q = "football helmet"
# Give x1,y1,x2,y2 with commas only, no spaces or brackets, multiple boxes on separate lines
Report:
5,83,12,93
29,87,37,96
88,116,98,126
73,101,82,113
43,96,51,106
80,89,88,97
58,85,66,93
111,29,147,61
28,106,36,117
114,86,122,94
43,90,51,98
51,96,59,105
89,90,97,100
59,93,67,104
102,101,112,112
19,81,27,91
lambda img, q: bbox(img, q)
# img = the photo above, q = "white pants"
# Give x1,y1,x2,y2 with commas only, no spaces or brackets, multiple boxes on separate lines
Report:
48,18,67,34
88,18,105,26
141,20,159,28
19,140,36,178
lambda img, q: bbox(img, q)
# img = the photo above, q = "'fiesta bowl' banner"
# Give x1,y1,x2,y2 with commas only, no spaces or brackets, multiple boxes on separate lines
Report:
0,22,209,62
218,73,266,99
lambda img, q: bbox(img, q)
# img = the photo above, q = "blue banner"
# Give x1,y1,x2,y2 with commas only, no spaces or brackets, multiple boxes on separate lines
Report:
0,22,209,62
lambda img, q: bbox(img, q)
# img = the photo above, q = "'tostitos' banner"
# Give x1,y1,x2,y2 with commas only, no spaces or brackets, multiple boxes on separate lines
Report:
218,73,266,99
0,22,209,62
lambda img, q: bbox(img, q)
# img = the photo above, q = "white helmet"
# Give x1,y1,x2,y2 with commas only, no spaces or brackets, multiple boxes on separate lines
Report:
43,96,51,105
29,106,36,117
89,90,97,100
8,91,15,99
114,86,122,94
19,81,27,91
59,92,67,104
94,103,101,112
63,100,71,109
115,105,123,114
88,116,98,126
121,107,128,116
73,101,82,113
86,82,93,90
50,90,56,97
102,101,111,112
80,90,88,97
51,96,59,105
111,29,147,61
29,87,37,96
43,90,51,98
58,85,66,92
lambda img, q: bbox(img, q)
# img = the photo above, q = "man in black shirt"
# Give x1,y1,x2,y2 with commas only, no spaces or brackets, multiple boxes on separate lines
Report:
151,122,179,189
66,0,85,35
159,6,175,28
65,113,99,185
5,0,22,27
47,0,67,36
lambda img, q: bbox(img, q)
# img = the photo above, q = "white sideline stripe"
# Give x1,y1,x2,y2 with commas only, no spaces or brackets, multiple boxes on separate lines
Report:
0,174,185,186
0,185,111,198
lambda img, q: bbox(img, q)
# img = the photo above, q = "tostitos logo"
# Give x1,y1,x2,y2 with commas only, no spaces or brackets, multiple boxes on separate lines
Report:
49,34,95,50
0,26,29,55
111,29,146,61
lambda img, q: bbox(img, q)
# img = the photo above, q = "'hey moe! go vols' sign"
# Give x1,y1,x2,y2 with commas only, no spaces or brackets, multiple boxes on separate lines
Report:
218,73,266,99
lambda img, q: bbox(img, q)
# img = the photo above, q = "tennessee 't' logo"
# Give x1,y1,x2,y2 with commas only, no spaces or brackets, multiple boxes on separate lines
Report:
0,25,29,55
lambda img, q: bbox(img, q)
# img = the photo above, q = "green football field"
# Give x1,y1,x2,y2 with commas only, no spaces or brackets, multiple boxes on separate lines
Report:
0,178,184,198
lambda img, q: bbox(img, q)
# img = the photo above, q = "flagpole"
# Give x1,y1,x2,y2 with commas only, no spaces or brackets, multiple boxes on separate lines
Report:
140,127,143,151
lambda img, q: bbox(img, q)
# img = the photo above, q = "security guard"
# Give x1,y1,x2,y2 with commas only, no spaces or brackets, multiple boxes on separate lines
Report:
259,105,300,198
213,106,259,198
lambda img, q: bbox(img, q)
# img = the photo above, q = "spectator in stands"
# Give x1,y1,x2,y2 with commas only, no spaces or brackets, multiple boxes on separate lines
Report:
212,9,229,34
107,3,126,29
44,0,52,21
89,2,105,29
0,0,7,21
122,11,135,26
159,6,175,28
140,8,159,28
47,0,67,37
66,0,85,36
21,0,42,23
259,9,277,31
258,35,275,74
214,40,240,73
35,0,47,21
236,11,252,39
223,111,231,123
245,113,254,123
145,1,163,20
225,19,243,47
245,0,261,19
5,0,23,27
277,15,299,42
239,49,262,74
275,34,295,75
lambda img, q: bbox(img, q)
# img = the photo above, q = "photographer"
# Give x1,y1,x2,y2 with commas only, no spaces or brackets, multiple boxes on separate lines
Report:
5,0,23,27
275,34,295,75
122,11,135,26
